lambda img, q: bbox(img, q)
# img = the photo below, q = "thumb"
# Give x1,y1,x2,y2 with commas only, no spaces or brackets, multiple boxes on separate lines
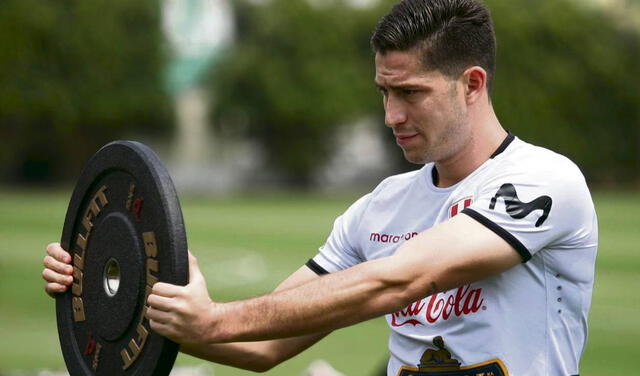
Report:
188,250,204,285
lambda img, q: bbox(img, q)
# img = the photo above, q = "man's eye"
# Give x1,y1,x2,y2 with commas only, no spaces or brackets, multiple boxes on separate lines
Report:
402,89,418,96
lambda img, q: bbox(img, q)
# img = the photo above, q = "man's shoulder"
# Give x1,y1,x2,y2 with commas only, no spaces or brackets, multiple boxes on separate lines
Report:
497,138,586,184
339,169,425,219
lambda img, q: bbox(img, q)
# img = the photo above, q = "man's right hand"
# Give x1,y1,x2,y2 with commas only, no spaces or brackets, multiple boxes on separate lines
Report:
42,242,74,298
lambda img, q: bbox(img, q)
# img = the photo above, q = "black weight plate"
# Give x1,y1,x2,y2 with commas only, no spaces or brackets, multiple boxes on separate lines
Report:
57,141,188,376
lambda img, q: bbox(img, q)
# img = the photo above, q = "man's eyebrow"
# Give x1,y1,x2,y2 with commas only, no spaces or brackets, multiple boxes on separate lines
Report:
374,82,431,91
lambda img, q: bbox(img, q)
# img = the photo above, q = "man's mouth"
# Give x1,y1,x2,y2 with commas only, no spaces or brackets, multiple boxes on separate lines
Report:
395,133,419,146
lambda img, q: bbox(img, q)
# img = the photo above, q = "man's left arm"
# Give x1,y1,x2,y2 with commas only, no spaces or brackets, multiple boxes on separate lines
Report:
147,213,521,344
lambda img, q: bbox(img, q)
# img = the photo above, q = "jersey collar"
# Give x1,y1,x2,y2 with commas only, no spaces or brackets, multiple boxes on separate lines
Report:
489,132,515,159
432,132,515,186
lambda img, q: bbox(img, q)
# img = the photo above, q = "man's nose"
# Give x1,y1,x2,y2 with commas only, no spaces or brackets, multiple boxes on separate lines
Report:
384,95,407,127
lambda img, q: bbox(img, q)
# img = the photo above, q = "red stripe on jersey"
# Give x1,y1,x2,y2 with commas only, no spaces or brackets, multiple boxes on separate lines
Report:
464,198,472,208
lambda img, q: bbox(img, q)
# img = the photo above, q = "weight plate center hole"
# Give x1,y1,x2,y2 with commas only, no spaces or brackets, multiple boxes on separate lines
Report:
103,258,121,297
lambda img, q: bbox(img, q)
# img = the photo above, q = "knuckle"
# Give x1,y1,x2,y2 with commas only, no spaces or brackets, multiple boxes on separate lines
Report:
46,243,60,253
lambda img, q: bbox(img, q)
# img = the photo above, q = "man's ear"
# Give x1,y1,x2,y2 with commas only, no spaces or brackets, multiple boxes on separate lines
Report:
462,66,487,105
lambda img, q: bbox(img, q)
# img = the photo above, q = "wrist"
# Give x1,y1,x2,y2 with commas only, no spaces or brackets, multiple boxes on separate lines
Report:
205,301,231,343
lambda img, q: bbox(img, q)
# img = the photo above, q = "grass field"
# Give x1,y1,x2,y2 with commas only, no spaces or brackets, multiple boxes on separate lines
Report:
0,189,638,375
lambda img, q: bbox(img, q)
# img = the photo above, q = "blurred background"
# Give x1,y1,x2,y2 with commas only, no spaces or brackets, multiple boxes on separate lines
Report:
0,0,638,375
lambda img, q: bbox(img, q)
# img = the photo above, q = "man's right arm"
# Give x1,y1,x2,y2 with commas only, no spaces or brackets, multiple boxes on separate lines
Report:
179,265,330,372
43,244,329,372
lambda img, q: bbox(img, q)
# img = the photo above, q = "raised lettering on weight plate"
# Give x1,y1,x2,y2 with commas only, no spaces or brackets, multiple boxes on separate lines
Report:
71,185,109,322
121,231,159,369
72,296,86,322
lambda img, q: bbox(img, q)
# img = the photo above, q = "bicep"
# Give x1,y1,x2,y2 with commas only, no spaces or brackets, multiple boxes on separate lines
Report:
392,213,522,299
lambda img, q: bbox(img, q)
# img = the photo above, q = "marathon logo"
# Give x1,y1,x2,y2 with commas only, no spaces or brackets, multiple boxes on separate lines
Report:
369,231,419,244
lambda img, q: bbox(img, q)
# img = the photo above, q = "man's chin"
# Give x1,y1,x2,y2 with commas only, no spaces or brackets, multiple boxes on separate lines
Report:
402,150,431,165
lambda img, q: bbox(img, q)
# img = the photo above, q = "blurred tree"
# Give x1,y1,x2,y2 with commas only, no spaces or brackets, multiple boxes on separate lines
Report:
488,0,640,184
212,0,640,186
0,0,171,183
210,0,384,186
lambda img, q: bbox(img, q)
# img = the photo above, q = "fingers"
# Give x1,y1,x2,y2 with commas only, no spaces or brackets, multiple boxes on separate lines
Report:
146,306,173,323
43,254,73,276
147,293,174,311
45,282,70,296
46,243,71,264
151,282,183,298
146,297,183,342
42,267,73,285
149,319,175,340
43,243,73,298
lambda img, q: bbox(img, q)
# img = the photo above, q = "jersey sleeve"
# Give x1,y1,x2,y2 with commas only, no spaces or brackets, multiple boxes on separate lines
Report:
306,193,371,274
462,160,597,262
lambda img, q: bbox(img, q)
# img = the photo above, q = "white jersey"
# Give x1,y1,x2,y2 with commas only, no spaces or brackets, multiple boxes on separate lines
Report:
307,135,598,376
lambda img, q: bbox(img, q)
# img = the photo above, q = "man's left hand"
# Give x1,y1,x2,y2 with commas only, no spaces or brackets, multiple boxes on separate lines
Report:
147,251,215,344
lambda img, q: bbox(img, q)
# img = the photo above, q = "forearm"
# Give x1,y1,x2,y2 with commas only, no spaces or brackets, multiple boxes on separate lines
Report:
180,333,329,372
208,255,423,343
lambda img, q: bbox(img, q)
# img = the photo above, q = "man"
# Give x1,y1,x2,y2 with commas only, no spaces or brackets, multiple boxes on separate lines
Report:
43,0,598,374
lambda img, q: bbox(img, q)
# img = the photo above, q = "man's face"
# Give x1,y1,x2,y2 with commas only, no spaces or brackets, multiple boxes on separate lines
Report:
374,49,471,164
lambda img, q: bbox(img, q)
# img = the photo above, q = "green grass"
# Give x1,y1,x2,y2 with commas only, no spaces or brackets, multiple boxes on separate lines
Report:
0,189,638,375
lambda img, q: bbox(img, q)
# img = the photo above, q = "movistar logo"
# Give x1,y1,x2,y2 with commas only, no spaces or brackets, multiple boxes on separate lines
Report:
489,183,552,227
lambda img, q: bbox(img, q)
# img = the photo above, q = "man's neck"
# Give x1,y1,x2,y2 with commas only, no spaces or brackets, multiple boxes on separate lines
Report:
434,112,507,188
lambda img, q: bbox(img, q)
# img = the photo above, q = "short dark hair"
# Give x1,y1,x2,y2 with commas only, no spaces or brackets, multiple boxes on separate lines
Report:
371,0,496,94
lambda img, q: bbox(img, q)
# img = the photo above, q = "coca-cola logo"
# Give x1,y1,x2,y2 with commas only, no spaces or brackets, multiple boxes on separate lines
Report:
391,285,485,327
